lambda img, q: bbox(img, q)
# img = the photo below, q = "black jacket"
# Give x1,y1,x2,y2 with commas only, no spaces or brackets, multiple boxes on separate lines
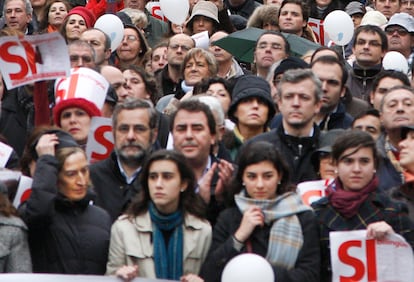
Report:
248,124,320,183
200,206,320,282
20,155,111,274
90,151,142,222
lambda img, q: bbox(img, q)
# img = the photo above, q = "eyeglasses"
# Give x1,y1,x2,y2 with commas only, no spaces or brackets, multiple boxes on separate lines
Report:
169,44,192,51
69,55,93,63
385,27,409,36
123,35,138,42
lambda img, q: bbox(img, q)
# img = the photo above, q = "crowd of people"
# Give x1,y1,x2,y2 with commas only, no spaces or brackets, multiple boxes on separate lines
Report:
0,0,413,281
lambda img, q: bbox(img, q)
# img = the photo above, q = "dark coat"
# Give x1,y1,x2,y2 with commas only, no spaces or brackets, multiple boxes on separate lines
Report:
312,192,414,282
248,124,320,183
200,206,320,282
317,102,354,131
224,0,261,19
20,155,111,274
388,183,414,222
90,151,142,222
346,63,382,101
155,65,179,97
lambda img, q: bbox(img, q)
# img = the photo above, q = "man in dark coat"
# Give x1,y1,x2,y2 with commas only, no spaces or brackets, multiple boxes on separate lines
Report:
248,68,322,183
90,99,159,222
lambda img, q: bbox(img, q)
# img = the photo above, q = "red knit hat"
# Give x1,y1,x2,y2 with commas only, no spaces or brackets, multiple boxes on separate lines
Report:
53,98,101,126
65,6,96,28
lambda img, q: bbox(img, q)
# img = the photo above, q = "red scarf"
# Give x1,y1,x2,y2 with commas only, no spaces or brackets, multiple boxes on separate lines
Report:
326,176,378,218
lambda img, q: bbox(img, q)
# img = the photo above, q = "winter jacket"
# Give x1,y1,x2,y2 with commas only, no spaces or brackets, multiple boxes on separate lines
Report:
106,211,212,277
346,63,382,101
0,215,32,273
20,155,111,274
90,151,142,222
200,206,320,282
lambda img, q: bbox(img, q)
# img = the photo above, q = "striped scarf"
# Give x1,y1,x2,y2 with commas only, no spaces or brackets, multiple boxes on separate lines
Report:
235,190,312,269
149,202,183,280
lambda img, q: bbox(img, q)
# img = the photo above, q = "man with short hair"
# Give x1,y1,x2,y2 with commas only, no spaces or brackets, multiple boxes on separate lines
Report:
209,31,246,79
2,0,34,33
312,56,353,131
401,0,414,16
171,99,233,224
249,68,322,183
278,0,315,42
347,25,388,101
254,31,289,78
373,0,401,19
370,70,411,110
80,28,111,67
68,40,96,69
90,99,158,221
155,33,195,96
352,109,382,140
376,85,414,191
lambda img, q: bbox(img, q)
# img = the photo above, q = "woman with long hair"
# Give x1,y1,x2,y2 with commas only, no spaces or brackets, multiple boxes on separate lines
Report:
312,130,414,282
200,141,320,281
107,150,211,282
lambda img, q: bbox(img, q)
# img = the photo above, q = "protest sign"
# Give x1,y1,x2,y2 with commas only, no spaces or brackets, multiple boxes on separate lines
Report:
0,32,70,89
12,175,33,208
330,230,414,282
308,17,329,46
0,142,13,168
85,117,114,164
297,178,332,206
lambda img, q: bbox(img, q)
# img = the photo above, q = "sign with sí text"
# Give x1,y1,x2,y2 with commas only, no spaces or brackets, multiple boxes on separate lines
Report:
0,32,70,89
85,117,114,164
330,230,414,282
297,178,332,206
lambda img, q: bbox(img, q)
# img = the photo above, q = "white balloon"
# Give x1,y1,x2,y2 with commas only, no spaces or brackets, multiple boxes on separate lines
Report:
160,0,189,25
383,51,409,74
324,10,354,46
94,14,124,52
221,254,274,282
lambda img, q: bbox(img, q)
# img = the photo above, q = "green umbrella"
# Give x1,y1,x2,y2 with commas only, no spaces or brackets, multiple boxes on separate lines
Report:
212,27,321,63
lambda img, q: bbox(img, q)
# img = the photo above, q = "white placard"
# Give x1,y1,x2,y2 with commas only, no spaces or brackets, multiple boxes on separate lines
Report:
12,175,33,208
0,32,70,89
0,142,13,168
297,178,332,206
330,230,414,282
85,117,114,164
308,17,329,46
192,31,210,50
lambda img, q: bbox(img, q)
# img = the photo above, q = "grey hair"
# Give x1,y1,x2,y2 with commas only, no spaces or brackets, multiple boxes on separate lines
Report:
4,0,33,15
195,95,225,126
277,68,322,102
112,98,158,130
68,40,96,62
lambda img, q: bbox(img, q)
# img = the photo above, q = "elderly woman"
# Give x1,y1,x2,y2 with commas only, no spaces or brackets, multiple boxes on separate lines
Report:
106,150,211,282
200,141,320,281
60,6,96,43
157,48,218,114
312,130,414,282
19,128,111,274
116,24,150,70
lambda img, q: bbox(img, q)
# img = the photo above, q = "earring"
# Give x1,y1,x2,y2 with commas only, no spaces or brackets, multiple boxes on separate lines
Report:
334,169,338,174
373,169,377,174
278,181,281,185
180,188,184,192
242,182,245,186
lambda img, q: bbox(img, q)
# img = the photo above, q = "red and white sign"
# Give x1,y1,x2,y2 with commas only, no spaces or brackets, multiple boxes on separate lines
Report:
0,32,70,89
55,67,109,110
12,175,33,208
0,142,13,168
85,117,114,164
297,178,333,206
146,2,167,22
330,230,414,282
308,17,329,46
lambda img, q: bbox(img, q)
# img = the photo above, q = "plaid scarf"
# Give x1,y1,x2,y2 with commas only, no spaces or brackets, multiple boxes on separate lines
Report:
235,190,311,269
149,202,183,280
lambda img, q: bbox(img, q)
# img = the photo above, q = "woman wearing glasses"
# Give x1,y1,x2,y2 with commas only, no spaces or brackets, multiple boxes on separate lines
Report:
116,24,150,70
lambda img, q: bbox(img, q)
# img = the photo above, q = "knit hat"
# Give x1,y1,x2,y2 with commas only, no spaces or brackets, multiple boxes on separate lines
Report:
273,57,309,79
187,1,220,29
360,11,388,26
228,75,275,124
384,12,414,33
66,6,96,28
345,1,366,17
31,129,80,160
53,98,102,127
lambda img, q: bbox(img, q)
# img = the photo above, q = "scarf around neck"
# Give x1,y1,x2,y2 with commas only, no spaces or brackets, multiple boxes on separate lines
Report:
149,202,183,280
327,176,378,218
235,190,311,269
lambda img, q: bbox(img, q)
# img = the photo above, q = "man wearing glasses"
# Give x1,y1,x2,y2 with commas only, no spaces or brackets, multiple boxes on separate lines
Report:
346,25,388,101
384,13,414,66
155,33,195,97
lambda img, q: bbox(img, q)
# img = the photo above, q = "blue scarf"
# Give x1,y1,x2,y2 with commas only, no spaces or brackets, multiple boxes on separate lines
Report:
149,202,184,280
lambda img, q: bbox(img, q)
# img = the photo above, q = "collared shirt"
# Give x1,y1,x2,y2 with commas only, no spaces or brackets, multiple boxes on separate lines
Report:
195,155,212,193
116,155,141,184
